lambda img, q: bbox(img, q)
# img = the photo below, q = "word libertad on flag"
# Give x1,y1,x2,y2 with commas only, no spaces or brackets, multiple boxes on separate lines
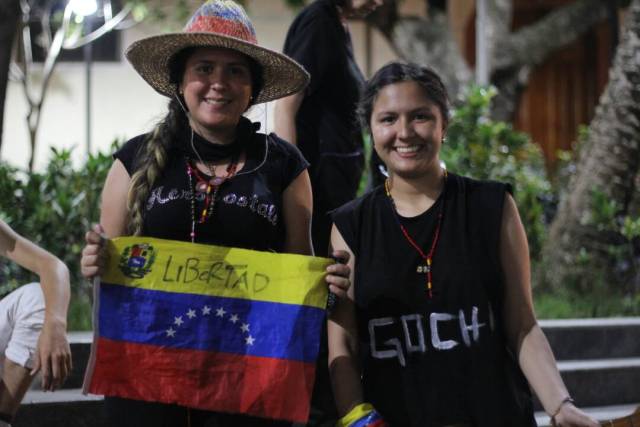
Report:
83,236,330,423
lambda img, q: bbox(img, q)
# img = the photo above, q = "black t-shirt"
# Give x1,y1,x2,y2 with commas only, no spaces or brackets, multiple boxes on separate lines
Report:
115,127,309,252
332,174,536,427
283,0,365,165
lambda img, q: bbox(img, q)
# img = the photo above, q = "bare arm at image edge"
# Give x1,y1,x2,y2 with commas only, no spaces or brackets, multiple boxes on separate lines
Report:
0,219,71,391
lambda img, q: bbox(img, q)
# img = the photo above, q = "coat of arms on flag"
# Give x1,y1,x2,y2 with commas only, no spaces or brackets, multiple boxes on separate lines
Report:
83,236,331,423
118,243,156,278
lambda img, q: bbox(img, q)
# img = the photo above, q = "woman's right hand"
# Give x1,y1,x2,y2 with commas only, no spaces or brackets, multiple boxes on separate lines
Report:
80,224,107,278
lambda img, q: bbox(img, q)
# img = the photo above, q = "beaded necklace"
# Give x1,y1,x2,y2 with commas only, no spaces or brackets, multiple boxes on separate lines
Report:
186,158,238,243
384,170,447,298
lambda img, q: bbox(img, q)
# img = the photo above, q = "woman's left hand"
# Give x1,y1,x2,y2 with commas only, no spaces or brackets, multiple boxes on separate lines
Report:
32,318,72,391
552,403,599,427
325,250,351,299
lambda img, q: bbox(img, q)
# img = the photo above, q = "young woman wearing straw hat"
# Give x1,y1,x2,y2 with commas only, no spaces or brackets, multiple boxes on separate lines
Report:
80,1,350,425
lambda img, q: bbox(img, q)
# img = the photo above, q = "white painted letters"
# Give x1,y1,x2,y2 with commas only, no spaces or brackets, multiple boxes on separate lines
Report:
430,312,459,350
369,306,489,366
369,317,406,367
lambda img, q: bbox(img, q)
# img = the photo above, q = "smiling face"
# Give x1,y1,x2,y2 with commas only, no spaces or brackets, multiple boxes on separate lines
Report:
180,47,253,144
370,80,446,179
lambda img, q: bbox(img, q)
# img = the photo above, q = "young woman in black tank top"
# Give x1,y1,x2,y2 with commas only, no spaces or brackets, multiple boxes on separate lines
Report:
327,63,598,427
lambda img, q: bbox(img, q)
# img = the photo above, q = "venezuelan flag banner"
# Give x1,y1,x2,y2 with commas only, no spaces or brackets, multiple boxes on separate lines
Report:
83,236,330,423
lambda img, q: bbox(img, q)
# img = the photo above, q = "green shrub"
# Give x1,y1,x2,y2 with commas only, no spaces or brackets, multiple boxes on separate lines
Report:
0,143,117,329
535,289,640,318
442,86,552,259
550,125,640,296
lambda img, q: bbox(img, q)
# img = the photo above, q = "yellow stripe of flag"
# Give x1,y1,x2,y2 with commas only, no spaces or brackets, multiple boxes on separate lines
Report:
102,236,331,309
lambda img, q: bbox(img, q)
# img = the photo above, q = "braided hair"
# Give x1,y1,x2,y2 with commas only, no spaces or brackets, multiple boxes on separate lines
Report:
126,99,188,235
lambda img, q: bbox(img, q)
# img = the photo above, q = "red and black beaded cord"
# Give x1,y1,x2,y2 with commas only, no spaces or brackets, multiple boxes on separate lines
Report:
384,170,447,298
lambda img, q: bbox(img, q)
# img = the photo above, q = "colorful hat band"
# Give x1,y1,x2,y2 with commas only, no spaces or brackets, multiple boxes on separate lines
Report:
125,0,309,103
186,15,257,44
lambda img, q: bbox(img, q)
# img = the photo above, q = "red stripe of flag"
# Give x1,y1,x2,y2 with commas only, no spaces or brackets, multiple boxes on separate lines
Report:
88,337,316,422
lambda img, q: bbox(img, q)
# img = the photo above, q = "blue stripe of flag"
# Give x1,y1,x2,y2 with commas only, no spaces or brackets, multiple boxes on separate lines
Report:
98,282,325,363
351,411,384,427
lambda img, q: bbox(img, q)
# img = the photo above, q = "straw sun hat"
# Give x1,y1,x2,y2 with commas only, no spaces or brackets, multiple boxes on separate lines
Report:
125,0,309,104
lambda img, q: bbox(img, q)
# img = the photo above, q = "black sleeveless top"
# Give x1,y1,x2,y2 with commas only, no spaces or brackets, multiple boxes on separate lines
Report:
114,126,308,252
331,173,536,427
283,0,365,165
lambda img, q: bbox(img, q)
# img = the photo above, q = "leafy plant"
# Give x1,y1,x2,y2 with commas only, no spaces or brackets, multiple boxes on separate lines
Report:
535,289,640,318
442,86,552,259
0,142,118,329
578,188,640,293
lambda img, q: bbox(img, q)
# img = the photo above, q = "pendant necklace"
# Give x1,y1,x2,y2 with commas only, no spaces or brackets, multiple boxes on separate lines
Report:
186,157,239,243
385,170,447,298
184,127,243,243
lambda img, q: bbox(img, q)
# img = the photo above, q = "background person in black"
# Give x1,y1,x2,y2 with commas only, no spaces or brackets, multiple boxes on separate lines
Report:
275,0,382,426
327,62,599,427
274,0,383,258
80,1,351,426
274,3,382,425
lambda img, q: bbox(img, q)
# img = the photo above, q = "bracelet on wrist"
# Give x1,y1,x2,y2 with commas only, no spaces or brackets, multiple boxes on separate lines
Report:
550,396,575,425
336,403,388,427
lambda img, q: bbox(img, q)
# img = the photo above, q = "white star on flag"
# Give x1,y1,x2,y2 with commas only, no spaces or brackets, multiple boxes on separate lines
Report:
166,327,176,337
229,314,239,324
245,335,255,346
241,323,250,333
187,309,197,319
216,307,226,317
174,316,184,326
202,306,211,315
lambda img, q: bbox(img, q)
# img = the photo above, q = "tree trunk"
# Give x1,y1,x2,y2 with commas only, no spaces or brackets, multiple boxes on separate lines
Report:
0,0,20,152
391,12,473,98
539,0,640,292
367,1,473,100
370,0,611,121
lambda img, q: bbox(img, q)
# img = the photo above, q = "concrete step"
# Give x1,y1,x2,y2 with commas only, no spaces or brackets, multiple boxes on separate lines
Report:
13,389,105,427
539,317,640,360
14,394,639,427
66,332,93,389
535,403,639,427
559,358,640,407
534,358,640,410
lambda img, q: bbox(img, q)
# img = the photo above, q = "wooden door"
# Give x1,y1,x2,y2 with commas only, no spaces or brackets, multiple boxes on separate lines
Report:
464,0,614,168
